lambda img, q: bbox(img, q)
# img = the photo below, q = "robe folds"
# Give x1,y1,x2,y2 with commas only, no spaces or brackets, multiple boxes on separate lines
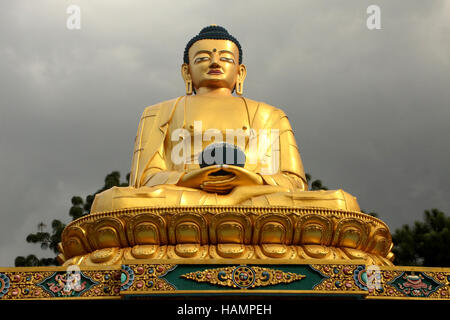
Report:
91,96,360,212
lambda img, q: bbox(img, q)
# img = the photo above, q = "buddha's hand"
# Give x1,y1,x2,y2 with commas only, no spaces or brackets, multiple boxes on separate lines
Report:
177,165,225,189
200,165,263,194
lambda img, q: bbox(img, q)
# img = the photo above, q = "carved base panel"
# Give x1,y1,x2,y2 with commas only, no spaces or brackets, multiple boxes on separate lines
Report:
62,244,394,267
58,206,395,267
1,262,449,300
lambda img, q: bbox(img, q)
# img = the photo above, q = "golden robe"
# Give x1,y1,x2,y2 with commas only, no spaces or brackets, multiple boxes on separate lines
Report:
91,96,360,212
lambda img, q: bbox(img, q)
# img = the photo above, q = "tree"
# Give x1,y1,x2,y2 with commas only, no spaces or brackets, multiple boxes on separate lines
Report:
306,173,379,217
14,171,129,267
361,210,379,218
305,173,328,191
14,219,67,266
15,254,40,267
392,208,450,267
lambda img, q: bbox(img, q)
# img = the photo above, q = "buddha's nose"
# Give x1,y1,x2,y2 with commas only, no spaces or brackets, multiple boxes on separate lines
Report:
209,62,220,69
209,53,221,68
209,61,221,69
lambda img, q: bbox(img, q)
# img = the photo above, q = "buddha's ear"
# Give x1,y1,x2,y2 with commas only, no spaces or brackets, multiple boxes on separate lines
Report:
181,63,193,95
236,64,247,95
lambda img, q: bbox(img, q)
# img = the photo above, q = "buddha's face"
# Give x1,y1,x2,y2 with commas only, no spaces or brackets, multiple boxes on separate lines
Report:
183,39,246,94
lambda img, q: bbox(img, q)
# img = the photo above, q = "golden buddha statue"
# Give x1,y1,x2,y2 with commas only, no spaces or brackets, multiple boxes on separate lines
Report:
91,26,359,212
58,26,394,266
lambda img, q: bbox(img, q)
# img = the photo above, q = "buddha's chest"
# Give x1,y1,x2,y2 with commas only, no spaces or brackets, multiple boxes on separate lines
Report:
183,99,250,132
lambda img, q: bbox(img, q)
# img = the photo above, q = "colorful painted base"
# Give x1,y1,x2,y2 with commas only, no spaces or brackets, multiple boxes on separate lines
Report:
0,260,448,300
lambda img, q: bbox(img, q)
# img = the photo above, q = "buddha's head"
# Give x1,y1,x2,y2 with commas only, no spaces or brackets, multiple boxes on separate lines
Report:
182,25,246,96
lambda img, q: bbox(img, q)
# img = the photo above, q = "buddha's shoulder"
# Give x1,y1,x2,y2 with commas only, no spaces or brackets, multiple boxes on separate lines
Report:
140,96,286,118
141,97,183,117
243,97,286,118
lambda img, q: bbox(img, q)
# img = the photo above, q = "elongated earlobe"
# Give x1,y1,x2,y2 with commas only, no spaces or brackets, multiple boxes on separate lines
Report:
236,64,246,96
236,80,243,95
181,64,193,95
185,79,193,95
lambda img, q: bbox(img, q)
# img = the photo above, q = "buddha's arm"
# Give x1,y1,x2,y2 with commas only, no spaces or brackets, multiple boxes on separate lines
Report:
139,147,184,187
259,109,308,191
129,102,184,188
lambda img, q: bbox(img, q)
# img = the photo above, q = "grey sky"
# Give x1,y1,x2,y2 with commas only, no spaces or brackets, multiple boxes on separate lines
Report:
0,0,449,266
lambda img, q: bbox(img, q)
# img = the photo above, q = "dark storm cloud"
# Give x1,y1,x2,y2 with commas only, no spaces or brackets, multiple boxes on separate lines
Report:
0,0,449,266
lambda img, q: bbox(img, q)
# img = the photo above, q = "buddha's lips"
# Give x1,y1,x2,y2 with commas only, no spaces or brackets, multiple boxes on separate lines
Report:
207,69,223,74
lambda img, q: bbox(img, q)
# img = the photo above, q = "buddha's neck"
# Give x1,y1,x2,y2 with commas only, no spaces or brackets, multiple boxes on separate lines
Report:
195,87,233,97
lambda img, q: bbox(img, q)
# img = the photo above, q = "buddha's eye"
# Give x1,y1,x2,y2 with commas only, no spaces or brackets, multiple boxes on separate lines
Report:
220,57,235,64
194,57,210,63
